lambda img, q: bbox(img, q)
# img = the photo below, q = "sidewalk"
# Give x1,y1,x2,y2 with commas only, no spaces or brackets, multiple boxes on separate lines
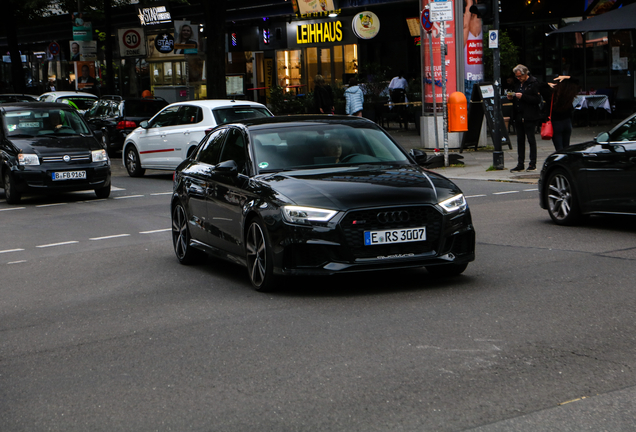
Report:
388,120,620,184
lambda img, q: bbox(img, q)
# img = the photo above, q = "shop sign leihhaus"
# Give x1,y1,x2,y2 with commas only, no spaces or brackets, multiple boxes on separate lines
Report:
137,2,172,27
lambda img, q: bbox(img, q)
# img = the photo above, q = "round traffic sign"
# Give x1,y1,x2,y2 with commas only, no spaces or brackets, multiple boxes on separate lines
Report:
421,9,433,33
122,29,142,50
49,41,61,55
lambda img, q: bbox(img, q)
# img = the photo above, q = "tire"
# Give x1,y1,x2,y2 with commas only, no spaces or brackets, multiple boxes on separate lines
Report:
3,170,21,204
102,131,116,157
171,203,202,264
426,262,468,277
545,169,581,225
94,183,111,199
124,146,145,177
245,218,277,292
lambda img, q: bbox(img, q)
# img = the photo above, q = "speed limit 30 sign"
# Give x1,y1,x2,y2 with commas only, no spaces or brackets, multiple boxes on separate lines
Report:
118,28,146,57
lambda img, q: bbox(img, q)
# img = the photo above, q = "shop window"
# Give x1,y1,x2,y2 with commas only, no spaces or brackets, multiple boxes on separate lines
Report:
276,50,302,90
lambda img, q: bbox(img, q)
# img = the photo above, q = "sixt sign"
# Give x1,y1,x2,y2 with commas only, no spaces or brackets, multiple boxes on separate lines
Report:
137,2,172,27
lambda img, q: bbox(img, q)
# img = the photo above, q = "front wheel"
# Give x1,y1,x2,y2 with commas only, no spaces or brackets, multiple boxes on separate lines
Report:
171,203,202,264
546,169,581,225
125,146,145,177
94,183,111,199
246,218,277,291
3,170,21,204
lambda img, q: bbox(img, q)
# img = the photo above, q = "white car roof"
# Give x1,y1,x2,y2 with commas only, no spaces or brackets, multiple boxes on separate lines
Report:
165,99,268,110
39,91,98,99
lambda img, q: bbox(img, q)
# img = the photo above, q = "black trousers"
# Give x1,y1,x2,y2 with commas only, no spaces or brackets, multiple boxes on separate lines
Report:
514,118,537,167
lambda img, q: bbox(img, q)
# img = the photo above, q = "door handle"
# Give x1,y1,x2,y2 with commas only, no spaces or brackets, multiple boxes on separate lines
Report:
183,130,190,135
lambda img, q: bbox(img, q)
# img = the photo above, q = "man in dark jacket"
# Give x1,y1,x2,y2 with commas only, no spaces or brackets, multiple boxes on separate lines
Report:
508,64,542,172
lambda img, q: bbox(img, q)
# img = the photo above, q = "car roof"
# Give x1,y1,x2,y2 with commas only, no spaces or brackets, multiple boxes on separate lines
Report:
166,99,268,110
0,102,79,111
39,91,98,99
233,115,378,130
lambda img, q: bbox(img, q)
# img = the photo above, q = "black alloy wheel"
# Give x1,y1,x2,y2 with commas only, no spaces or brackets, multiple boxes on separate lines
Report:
3,170,21,204
546,169,581,225
172,203,201,264
246,218,276,292
125,146,145,177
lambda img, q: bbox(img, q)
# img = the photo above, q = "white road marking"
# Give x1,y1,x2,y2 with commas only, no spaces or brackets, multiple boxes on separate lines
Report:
523,188,538,192
0,249,24,254
140,229,171,234
36,203,67,208
465,194,487,198
114,195,144,200
111,186,126,191
36,241,79,248
492,191,520,195
8,260,27,264
0,207,26,212
90,234,131,241
150,192,172,196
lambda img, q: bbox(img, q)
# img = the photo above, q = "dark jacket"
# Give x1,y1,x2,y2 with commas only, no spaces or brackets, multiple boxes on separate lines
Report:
512,75,542,122
314,84,334,114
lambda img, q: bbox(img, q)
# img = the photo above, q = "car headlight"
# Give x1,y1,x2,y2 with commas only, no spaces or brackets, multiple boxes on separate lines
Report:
282,205,338,225
18,153,40,166
92,149,108,162
438,194,467,214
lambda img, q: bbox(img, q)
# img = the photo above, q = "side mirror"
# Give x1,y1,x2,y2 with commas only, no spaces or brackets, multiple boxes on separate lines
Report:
215,160,238,177
595,132,610,143
409,148,428,165
139,120,149,129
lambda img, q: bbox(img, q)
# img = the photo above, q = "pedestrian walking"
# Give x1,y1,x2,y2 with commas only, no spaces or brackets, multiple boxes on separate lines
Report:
313,74,334,114
344,77,364,117
508,64,542,172
547,76,580,151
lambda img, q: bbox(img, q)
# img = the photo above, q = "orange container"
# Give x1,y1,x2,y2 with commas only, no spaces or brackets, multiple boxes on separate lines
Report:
448,91,468,132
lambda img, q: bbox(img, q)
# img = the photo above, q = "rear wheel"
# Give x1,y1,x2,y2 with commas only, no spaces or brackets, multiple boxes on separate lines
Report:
246,218,277,292
546,169,581,225
125,146,145,177
3,170,21,204
426,262,468,277
171,203,202,264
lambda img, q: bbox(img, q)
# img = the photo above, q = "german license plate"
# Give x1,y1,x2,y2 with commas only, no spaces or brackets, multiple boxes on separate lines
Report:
52,171,87,181
364,227,426,245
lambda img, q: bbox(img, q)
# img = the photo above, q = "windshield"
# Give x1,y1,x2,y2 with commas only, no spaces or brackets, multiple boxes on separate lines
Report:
57,96,97,111
213,106,272,125
251,124,409,173
3,107,91,137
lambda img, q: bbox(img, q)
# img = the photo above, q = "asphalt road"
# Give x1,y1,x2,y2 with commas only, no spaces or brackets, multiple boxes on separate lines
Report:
1,161,635,431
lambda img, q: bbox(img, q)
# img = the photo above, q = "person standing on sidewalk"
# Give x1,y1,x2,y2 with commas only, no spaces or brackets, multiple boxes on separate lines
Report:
548,76,580,151
344,77,364,117
508,64,542,172
313,74,334,114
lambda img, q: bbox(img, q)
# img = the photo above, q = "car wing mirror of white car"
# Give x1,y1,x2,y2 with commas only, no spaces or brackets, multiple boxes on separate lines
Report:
139,120,149,129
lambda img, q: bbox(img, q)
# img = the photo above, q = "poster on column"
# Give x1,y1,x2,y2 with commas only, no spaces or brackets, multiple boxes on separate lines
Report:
462,0,484,102
421,0,457,112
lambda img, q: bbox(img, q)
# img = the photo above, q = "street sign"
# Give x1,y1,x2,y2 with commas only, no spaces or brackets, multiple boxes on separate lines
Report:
488,30,499,49
420,8,433,33
429,1,453,22
48,41,60,55
118,28,147,57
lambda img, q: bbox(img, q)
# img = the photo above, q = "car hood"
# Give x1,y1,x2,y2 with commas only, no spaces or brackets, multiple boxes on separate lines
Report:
10,135,101,155
259,164,460,210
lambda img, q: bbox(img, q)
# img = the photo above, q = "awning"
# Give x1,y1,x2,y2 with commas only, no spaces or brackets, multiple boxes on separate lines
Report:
549,2,636,34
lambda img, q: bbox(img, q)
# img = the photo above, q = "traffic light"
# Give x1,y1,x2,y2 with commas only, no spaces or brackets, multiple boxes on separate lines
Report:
470,0,492,25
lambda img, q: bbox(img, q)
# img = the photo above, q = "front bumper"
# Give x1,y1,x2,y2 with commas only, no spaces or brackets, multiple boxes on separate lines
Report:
269,204,475,276
11,162,111,193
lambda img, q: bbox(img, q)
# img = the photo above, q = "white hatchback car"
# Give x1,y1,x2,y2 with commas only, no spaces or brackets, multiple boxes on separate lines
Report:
122,99,273,177
38,91,99,114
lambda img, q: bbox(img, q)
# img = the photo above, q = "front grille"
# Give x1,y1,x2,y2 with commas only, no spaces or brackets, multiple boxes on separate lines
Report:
41,154,91,163
340,205,443,259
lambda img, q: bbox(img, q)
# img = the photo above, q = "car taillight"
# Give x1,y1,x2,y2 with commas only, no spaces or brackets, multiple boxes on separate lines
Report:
116,120,137,130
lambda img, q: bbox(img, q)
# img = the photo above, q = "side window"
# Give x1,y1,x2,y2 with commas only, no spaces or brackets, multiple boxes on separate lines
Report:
219,128,247,173
197,129,227,166
177,106,202,125
149,106,180,128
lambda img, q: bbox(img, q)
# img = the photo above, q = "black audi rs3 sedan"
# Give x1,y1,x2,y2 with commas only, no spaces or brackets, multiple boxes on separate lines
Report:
171,116,475,291
1,102,110,204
